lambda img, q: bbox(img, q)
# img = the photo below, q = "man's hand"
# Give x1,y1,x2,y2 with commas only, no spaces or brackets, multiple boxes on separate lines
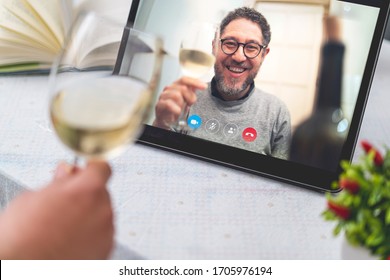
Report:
153,77,207,129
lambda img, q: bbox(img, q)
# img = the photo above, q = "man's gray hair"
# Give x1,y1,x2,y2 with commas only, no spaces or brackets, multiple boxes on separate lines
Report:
220,7,271,46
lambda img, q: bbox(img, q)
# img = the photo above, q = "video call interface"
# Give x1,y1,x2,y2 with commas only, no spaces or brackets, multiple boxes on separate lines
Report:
131,0,381,172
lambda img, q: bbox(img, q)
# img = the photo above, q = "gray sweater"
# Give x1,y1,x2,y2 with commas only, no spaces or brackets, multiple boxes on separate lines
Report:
188,82,291,159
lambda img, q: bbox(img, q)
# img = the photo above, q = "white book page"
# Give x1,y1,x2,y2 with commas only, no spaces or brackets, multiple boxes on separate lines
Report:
61,10,124,68
76,20,123,67
0,43,55,64
77,42,120,68
2,0,59,48
60,0,73,34
0,26,56,65
0,24,48,50
0,5,57,52
25,0,65,45
77,0,131,24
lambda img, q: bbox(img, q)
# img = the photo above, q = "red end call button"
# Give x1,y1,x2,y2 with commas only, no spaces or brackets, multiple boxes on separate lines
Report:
242,127,257,142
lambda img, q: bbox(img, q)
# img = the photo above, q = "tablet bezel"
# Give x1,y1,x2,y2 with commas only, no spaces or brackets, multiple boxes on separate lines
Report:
115,0,390,192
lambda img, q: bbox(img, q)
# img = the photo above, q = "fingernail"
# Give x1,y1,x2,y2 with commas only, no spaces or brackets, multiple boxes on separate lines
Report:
54,162,72,179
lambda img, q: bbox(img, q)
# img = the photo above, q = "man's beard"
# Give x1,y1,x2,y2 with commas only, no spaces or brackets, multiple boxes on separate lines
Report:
214,63,257,98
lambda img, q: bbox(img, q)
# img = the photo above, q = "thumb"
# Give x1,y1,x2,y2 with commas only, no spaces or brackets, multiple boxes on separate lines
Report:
73,161,112,188
53,162,80,180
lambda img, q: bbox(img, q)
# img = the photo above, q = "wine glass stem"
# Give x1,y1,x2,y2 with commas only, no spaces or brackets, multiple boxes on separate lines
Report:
73,156,79,167
175,102,190,133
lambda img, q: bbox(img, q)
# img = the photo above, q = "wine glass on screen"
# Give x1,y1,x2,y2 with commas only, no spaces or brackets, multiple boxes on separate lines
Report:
173,21,218,132
48,12,163,163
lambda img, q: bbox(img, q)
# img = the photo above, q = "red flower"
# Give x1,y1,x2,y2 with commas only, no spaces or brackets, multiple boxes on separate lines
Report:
339,178,359,193
327,201,350,220
361,141,384,166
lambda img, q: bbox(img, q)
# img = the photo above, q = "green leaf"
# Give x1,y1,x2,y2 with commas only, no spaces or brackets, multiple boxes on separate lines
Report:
341,160,351,170
368,186,383,205
342,195,355,207
366,232,384,246
345,168,364,181
351,195,362,208
386,208,390,224
383,150,390,177
333,223,343,236
345,230,361,245
322,210,337,221
364,151,375,168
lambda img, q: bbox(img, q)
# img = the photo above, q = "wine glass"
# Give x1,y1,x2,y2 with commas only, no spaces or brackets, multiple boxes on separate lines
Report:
173,21,218,133
48,12,163,163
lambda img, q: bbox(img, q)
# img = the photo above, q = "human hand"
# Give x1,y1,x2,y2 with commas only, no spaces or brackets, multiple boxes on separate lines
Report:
0,161,114,259
153,77,207,129
324,16,342,42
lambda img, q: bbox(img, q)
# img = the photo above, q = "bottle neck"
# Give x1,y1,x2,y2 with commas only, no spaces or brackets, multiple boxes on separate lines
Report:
315,41,345,110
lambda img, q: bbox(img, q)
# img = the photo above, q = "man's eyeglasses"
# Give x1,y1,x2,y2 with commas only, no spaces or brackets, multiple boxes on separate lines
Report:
220,39,266,59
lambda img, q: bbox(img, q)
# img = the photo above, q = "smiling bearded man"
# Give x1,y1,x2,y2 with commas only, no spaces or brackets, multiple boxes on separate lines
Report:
153,7,292,159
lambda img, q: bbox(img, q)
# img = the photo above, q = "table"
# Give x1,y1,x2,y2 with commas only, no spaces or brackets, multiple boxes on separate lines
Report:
1,40,390,260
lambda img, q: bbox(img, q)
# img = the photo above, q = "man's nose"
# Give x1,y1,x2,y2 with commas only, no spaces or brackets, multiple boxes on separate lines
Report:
231,45,247,62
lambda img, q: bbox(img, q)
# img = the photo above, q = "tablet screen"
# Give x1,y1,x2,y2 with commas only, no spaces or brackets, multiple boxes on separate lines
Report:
116,0,390,192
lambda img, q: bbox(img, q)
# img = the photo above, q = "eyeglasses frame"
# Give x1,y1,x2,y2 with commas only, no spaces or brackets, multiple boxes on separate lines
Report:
220,38,267,59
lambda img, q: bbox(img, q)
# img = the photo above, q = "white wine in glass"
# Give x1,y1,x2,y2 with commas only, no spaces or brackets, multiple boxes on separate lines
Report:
174,22,217,132
50,76,151,158
49,12,162,161
179,49,215,78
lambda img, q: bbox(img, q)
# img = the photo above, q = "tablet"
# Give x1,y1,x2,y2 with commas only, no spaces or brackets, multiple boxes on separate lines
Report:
115,0,390,192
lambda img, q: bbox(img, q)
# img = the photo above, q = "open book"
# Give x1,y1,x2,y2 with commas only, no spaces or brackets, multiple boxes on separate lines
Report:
0,0,130,74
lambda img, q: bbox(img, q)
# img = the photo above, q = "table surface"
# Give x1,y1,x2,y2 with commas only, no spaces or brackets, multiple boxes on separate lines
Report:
1,40,390,260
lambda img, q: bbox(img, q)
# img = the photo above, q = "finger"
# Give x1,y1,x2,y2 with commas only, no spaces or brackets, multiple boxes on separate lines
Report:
165,77,206,104
178,77,208,90
168,84,197,106
54,162,78,180
159,88,185,105
84,160,112,183
175,77,207,105
65,160,111,192
154,98,183,128
155,99,182,121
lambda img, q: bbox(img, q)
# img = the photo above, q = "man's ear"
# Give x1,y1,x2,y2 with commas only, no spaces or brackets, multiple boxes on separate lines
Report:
261,47,270,60
212,39,216,56
262,47,270,58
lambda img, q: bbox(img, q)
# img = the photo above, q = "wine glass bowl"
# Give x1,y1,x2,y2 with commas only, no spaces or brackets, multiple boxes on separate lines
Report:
179,22,217,78
174,21,218,132
48,13,163,160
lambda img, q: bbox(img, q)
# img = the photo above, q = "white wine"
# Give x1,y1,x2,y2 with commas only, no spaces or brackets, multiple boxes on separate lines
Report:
179,49,215,78
50,76,150,159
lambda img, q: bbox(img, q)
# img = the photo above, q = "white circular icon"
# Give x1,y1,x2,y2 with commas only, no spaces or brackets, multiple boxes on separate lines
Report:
223,123,239,137
205,119,220,134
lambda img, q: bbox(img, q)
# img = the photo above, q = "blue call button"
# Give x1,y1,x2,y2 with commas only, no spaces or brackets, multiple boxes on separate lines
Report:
187,115,202,129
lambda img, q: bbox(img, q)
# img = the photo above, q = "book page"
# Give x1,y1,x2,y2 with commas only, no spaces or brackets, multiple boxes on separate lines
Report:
0,25,56,66
77,42,121,69
2,0,59,48
0,43,55,64
77,0,130,24
25,0,65,45
60,0,73,34
0,23,46,50
0,5,57,53
76,18,124,68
